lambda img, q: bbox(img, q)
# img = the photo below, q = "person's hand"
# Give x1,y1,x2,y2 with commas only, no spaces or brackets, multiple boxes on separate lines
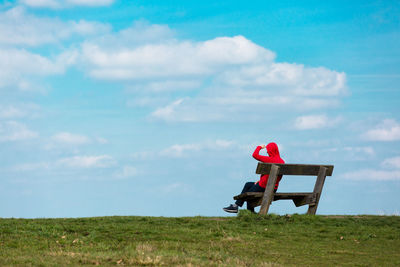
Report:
260,145,266,149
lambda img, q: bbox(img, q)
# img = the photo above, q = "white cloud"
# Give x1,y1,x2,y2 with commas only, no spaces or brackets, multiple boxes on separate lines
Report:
130,151,154,160
19,0,115,9
151,99,183,120
80,23,346,122
114,165,138,179
161,182,192,194
0,7,111,46
218,63,346,97
215,139,235,149
67,0,114,6
82,35,273,80
0,104,41,119
343,146,375,156
321,146,375,161
382,157,400,169
150,99,218,122
95,137,108,144
85,21,175,49
341,156,400,181
0,7,110,94
150,98,214,122
0,15,347,122
362,119,400,141
341,169,400,181
12,162,51,171
51,132,90,145
19,0,60,9
127,79,202,93
159,139,235,158
57,155,115,168
294,115,330,130
12,155,115,172
132,139,236,159
46,132,108,150
160,143,203,158
150,96,341,122
80,23,345,89
0,48,69,74
0,120,38,142
0,48,78,92
0,106,25,119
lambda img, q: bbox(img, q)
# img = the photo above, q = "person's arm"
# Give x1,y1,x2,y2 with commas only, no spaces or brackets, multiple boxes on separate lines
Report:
252,145,274,163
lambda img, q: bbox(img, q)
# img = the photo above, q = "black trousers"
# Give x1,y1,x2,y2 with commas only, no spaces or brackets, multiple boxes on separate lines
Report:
235,182,277,211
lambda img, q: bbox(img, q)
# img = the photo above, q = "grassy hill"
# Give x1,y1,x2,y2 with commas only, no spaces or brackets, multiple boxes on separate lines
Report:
1,212,399,266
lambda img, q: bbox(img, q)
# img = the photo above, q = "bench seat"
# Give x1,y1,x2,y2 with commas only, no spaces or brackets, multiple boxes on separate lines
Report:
234,192,317,207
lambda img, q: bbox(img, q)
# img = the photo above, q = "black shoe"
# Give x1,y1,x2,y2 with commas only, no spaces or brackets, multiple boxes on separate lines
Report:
223,204,238,213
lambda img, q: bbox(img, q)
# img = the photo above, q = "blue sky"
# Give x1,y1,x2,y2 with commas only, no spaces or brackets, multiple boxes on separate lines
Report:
0,0,399,218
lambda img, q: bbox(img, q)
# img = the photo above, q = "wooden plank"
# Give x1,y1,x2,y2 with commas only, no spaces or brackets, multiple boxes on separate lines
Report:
233,192,263,208
247,199,260,211
259,165,279,215
307,166,327,215
292,194,317,207
274,193,314,199
233,192,263,200
234,192,314,200
234,192,316,208
256,163,334,176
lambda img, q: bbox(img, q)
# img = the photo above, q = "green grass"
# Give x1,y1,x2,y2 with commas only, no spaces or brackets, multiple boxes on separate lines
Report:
1,212,399,266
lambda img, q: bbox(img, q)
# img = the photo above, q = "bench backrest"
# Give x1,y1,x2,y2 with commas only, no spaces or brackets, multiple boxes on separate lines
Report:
256,163,334,176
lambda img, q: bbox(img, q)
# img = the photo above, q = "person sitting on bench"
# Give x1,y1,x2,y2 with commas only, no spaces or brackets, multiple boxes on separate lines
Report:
223,142,285,213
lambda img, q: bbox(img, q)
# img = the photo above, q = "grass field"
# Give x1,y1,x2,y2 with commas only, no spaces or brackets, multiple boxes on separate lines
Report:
1,212,399,266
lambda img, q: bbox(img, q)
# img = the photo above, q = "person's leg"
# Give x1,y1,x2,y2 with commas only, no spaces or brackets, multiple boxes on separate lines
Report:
246,186,278,212
245,183,265,212
235,182,256,207
223,181,255,213
223,181,265,213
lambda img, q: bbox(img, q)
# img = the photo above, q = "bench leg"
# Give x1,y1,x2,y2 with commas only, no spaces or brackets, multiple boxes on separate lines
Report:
307,166,327,215
247,200,259,211
259,165,280,215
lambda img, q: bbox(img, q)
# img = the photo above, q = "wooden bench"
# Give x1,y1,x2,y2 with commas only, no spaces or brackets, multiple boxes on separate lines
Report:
234,163,334,215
